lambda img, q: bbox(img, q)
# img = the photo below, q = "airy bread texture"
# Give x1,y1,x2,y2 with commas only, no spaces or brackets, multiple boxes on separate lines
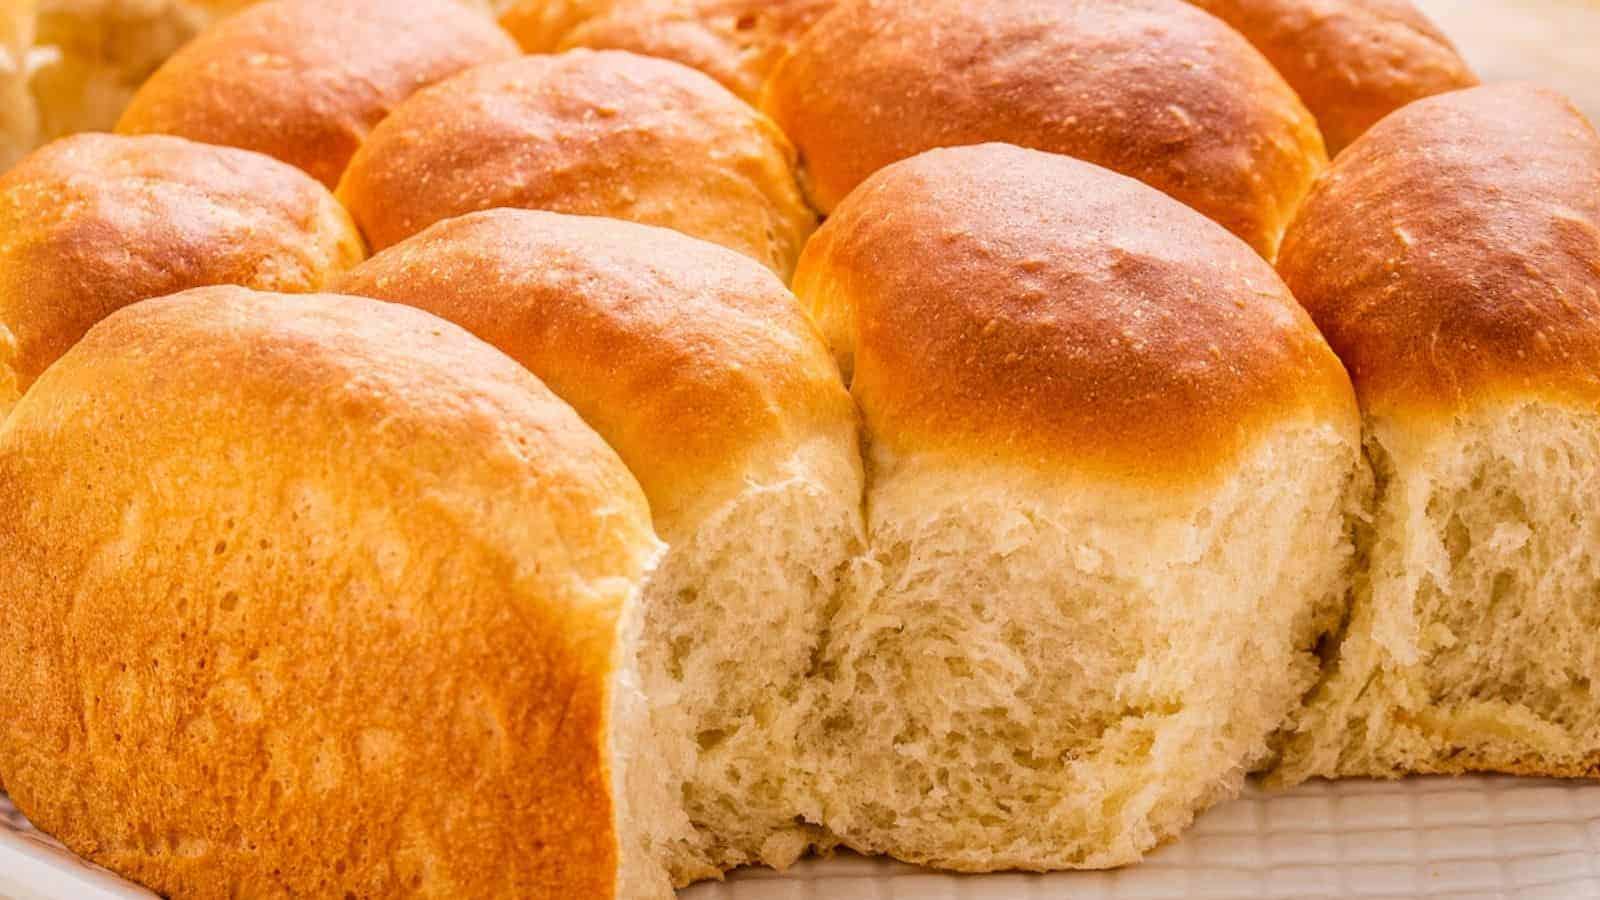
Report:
762,0,1326,257
0,287,675,898
1273,84,1600,783
1186,0,1478,154
334,209,864,883
336,49,815,279
0,132,363,417
791,143,1362,869
550,0,835,104
115,0,519,187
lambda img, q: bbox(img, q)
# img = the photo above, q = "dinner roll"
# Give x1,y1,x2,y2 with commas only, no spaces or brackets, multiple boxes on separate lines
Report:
1187,0,1477,154
791,143,1361,869
0,133,363,417
116,0,520,187
763,0,1326,258
28,0,251,144
1273,84,1600,783
334,209,863,882
549,0,835,104
0,287,676,898
337,50,815,279
0,0,33,170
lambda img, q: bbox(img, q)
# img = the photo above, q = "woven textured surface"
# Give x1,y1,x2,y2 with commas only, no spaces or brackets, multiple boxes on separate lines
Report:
5,776,1599,898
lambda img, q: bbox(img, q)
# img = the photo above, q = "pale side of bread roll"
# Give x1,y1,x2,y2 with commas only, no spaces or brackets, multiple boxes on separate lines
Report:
1272,84,1600,783
790,143,1362,869
1186,0,1477,154
548,0,836,105
762,0,1327,258
27,0,253,145
336,50,816,279
0,287,676,898
334,209,863,884
115,0,520,187
0,0,33,172
0,132,364,417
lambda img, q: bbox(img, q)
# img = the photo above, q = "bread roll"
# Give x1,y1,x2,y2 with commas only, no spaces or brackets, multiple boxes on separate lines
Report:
337,50,815,279
334,209,863,883
1186,0,1477,154
791,143,1360,869
0,287,676,898
549,0,835,104
0,0,35,171
763,0,1326,258
115,0,519,187
0,133,363,417
28,0,253,144
1273,84,1600,783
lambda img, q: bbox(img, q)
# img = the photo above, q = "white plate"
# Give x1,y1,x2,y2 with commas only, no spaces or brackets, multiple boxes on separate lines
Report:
6,775,1600,899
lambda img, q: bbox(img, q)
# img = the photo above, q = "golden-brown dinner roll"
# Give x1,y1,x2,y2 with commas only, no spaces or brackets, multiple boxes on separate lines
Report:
116,0,520,187
1273,84,1600,783
0,0,34,171
0,287,677,898
335,209,862,883
0,132,363,416
28,0,254,144
337,50,815,278
550,0,835,104
791,143,1360,869
1186,0,1477,154
763,0,1326,258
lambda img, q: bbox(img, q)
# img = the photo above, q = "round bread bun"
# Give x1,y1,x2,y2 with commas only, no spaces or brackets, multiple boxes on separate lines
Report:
762,0,1326,258
792,143,1360,868
336,49,815,279
549,0,835,104
0,132,364,417
334,208,862,882
1187,0,1477,154
1272,84,1600,785
0,286,675,898
115,0,520,187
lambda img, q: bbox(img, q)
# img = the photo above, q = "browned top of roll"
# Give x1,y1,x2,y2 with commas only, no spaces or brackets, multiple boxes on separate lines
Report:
0,133,363,415
794,143,1358,483
336,49,815,278
1277,83,1600,422
0,286,659,898
115,0,520,187
335,208,855,529
499,0,615,51
1188,0,1477,154
763,0,1326,258
554,0,836,104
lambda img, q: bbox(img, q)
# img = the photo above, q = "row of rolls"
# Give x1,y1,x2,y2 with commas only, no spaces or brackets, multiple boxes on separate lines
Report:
0,0,1596,897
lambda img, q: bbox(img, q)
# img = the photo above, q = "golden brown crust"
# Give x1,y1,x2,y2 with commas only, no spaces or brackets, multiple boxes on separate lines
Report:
336,49,816,278
762,0,1326,258
115,0,520,187
0,287,660,898
793,143,1358,482
0,132,364,415
334,208,852,530
556,0,836,104
0,0,35,170
1276,84,1600,422
1187,0,1478,154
